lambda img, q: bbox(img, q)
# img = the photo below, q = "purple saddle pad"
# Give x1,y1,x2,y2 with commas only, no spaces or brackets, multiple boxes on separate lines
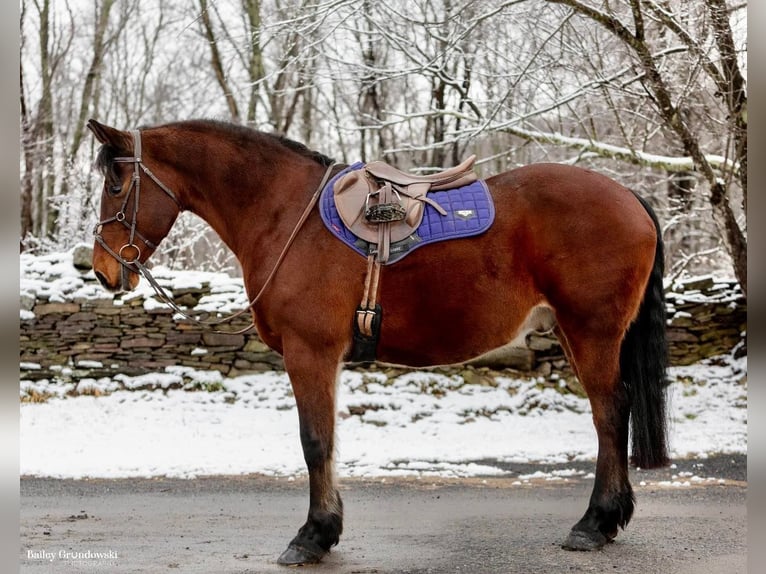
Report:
319,162,495,264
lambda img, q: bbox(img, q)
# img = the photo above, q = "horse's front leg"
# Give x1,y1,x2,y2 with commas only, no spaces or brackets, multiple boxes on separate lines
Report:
277,340,343,566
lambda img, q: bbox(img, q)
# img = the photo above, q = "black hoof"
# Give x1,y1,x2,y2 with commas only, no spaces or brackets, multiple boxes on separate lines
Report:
561,528,608,551
277,541,327,566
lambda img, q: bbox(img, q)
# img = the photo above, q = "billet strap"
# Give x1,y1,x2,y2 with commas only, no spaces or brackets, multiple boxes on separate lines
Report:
356,255,382,338
377,183,393,264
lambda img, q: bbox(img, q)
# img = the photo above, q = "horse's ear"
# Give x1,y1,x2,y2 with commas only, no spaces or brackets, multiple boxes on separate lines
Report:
87,119,132,153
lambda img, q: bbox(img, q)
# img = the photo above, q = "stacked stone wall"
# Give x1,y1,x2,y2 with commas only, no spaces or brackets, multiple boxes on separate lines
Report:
20,273,745,382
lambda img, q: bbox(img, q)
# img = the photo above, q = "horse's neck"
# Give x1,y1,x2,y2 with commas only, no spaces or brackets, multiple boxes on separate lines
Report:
180,152,319,281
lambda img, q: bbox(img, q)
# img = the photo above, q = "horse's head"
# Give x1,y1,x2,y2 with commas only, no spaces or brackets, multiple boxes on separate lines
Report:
87,119,183,292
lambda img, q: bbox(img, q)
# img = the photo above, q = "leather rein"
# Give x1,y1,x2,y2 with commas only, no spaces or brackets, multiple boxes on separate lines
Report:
93,129,337,334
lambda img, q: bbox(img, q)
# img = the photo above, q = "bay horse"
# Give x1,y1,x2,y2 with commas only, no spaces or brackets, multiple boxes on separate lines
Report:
86,118,669,565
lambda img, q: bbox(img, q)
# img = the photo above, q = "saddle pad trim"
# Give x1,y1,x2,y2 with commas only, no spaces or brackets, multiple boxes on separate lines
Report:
320,162,495,265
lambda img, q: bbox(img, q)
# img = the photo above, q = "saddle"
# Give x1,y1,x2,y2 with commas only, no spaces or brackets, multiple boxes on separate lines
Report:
333,155,478,263
331,155,479,363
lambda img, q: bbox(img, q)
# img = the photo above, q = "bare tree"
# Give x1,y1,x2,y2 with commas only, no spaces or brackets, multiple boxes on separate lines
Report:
59,0,119,227
20,0,34,242
23,0,75,241
242,0,265,123
533,0,746,292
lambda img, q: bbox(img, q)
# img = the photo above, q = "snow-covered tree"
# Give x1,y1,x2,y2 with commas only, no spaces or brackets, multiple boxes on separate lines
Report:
20,0,746,292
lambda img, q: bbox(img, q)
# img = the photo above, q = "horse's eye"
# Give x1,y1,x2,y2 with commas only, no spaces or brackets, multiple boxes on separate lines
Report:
108,184,122,196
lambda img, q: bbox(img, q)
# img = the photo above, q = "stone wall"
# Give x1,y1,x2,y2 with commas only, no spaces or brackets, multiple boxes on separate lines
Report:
20,269,745,383
664,276,746,365
20,296,283,382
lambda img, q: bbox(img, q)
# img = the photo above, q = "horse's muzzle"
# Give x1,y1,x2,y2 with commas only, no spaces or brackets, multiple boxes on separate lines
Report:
93,267,137,293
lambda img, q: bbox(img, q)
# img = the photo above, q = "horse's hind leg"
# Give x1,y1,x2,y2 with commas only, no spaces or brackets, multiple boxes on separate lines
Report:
558,327,634,550
277,340,343,565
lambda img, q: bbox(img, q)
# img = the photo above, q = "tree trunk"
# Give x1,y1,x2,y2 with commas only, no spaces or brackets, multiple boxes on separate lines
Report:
62,0,116,226
243,0,263,124
199,0,240,122
20,68,35,244
69,0,115,159
37,0,57,239
20,1,33,244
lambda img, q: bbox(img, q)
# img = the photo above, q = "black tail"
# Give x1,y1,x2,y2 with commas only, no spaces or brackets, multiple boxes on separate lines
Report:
620,194,670,469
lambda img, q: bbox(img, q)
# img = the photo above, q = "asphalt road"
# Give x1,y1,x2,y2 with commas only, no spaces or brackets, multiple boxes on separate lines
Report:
20,455,746,574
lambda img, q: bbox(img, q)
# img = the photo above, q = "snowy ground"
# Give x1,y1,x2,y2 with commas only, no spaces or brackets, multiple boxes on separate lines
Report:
20,249,747,482
20,356,747,481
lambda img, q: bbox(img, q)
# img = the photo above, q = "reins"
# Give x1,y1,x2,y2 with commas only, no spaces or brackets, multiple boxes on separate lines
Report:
94,128,337,334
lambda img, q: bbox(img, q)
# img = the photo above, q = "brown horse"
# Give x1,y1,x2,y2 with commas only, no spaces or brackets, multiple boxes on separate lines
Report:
87,118,669,565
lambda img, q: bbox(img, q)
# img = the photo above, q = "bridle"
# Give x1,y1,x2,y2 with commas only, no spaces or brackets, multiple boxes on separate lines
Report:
93,129,182,291
93,128,337,333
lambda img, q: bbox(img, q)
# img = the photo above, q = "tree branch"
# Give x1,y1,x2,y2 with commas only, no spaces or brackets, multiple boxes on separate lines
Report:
498,124,739,174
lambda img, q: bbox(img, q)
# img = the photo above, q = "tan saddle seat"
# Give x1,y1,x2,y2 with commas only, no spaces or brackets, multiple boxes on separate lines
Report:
364,154,477,189
333,155,478,262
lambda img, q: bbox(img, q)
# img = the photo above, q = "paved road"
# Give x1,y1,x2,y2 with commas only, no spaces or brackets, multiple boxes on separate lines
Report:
20,455,746,574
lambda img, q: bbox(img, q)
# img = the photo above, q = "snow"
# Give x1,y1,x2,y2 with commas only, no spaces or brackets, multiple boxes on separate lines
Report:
19,249,747,481
20,248,249,318
20,355,746,481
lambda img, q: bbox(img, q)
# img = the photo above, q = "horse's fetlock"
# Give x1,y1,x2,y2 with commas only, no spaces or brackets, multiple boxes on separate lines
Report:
304,508,343,550
585,487,635,536
329,488,344,520
609,489,635,530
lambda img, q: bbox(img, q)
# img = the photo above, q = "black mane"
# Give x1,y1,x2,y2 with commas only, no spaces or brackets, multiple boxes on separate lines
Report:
267,132,336,167
92,119,336,180
172,119,336,167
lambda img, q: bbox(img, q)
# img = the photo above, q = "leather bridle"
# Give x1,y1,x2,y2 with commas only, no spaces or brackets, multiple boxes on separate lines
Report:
93,129,182,291
93,128,337,333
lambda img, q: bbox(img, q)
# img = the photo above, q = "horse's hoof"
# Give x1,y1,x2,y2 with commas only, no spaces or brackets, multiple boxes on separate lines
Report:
561,529,607,551
277,542,326,566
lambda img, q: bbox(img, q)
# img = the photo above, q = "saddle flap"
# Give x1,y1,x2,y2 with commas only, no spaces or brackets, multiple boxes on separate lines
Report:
333,169,373,237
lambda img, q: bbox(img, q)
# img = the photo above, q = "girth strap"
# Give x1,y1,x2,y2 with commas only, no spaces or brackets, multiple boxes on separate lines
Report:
356,254,382,337
351,254,383,363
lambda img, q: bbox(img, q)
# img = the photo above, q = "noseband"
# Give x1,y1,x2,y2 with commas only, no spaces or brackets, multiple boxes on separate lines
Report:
93,129,182,289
